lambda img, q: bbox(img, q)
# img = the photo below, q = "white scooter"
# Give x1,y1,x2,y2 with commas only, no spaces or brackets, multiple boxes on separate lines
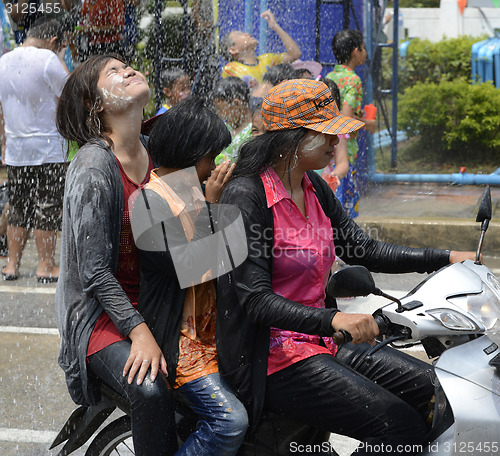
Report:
328,185,500,455
51,187,498,456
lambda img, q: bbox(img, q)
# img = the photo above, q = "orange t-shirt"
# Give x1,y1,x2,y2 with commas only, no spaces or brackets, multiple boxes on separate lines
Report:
145,170,218,388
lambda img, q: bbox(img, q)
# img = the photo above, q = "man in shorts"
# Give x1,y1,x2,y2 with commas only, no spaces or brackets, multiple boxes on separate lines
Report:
0,14,69,282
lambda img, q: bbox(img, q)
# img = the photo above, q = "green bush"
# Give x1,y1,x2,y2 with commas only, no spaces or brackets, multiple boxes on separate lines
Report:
398,80,500,158
397,35,486,91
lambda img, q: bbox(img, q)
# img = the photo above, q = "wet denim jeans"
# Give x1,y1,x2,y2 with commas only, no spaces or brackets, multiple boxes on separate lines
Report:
176,372,249,456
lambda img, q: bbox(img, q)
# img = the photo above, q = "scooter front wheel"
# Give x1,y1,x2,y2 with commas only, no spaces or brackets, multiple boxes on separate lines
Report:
85,415,134,456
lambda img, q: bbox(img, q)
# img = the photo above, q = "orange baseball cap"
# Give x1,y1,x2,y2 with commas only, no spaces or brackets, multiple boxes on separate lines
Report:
262,79,364,135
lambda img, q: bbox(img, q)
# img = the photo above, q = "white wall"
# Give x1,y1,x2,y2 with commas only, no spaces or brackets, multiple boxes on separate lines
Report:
385,3,500,42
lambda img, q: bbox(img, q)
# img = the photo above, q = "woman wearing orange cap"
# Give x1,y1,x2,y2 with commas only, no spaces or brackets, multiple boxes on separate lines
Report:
216,79,476,455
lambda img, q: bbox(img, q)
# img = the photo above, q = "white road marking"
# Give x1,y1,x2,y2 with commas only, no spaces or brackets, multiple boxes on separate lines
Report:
0,326,59,336
0,284,55,294
0,428,57,444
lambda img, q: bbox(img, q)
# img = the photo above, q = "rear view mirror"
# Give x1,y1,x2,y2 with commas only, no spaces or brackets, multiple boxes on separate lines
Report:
476,186,492,224
475,186,492,264
327,265,377,298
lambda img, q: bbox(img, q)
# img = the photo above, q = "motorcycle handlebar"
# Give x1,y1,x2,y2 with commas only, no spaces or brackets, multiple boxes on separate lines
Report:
332,312,391,345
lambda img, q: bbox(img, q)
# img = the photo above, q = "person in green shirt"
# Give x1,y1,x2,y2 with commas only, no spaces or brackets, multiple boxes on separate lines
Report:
212,77,252,165
325,29,376,218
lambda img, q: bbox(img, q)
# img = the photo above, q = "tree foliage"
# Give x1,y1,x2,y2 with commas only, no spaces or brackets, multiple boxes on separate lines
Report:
394,35,486,91
398,80,500,157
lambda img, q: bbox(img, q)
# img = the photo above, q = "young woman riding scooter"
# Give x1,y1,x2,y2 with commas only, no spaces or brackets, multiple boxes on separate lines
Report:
216,79,477,455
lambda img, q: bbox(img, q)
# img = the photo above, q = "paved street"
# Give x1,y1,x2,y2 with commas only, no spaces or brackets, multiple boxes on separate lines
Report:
1,216,499,455
0,235,424,456
0,236,88,455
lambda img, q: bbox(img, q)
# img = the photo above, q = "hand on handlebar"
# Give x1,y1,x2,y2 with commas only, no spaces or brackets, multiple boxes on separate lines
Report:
124,323,168,385
331,312,379,346
449,250,480,264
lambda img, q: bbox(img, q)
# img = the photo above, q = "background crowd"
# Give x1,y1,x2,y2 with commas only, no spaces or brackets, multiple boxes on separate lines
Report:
0,2,377,283
0,3,483,456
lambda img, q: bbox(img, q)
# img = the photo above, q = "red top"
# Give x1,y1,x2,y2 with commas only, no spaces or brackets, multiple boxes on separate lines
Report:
87,156,154,357
80,0,125,46
260,167,337,376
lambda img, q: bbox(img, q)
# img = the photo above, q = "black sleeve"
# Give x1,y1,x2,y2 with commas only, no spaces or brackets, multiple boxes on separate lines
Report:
68,165,144,337
220,178,338,337
307,171,451,274
131,188,216,283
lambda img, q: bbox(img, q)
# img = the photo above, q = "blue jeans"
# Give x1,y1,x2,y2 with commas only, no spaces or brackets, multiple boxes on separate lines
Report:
176,373,248,456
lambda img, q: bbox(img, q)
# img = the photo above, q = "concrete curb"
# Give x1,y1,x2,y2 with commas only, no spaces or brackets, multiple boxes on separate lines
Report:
356,217,500,255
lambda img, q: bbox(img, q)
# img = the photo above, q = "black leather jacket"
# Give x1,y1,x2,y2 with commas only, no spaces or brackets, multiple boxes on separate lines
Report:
216,170,450,430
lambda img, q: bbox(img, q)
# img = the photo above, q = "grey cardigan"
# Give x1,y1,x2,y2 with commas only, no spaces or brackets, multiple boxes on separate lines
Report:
55,140,145,405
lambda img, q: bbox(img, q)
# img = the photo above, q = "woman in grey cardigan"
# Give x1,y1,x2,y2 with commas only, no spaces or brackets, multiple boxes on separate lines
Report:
55,55,177,455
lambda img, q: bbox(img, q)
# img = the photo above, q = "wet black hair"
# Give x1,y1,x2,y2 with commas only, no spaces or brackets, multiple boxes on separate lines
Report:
212,76,250,104
295,68,313,79
56,54,126,150
27,13,72,43
332,29,364,64
233,128,308,179
322,78,341,111
262,63,299,86
161,68,189,90
148,97,231,169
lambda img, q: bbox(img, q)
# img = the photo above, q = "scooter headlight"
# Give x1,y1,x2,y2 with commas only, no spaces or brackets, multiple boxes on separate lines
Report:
466,280,500,331
427,309,480,331
487,273,500,298
482,274,500,345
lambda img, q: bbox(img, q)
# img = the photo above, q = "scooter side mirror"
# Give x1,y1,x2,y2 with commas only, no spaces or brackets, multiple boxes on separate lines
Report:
475,186,492,264
327,265,377,298
476,186,492,224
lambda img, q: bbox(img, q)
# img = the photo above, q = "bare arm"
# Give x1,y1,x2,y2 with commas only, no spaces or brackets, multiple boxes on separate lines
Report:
123,322,168,385
341,101,355,117
191,0,214,37
261,10,301,62
332,138,349,179
353,114,377,134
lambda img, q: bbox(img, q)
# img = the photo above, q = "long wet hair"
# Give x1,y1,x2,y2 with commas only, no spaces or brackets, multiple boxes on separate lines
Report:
56,54,126,150
233,128,308,179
